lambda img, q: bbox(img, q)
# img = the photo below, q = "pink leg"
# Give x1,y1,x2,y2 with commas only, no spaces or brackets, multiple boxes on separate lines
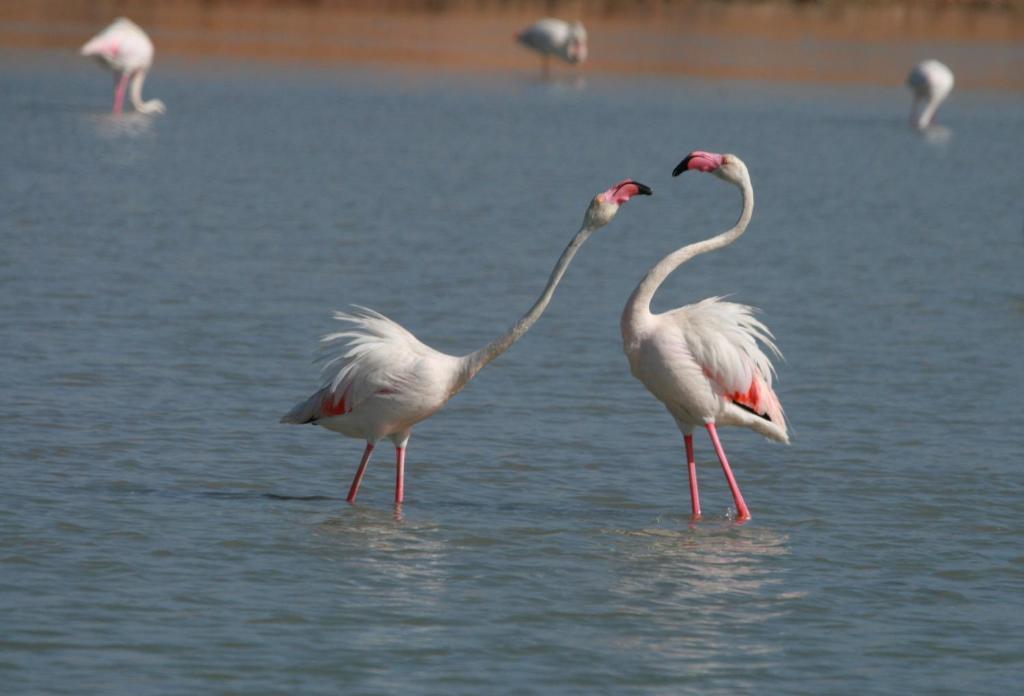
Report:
346,442,374,503
112,72,130,114
705,423,751,522
394,447,406,504
684,434,702,520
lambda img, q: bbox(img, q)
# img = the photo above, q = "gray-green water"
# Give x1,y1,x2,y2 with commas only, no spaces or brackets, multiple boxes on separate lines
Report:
2,52,1023,694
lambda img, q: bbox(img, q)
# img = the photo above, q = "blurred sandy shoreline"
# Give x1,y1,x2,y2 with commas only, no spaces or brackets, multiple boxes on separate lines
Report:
2,0,1022,91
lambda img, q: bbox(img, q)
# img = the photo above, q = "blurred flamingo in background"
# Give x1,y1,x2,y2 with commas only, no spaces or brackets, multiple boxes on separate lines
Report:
81,17,166,115
907,59,953,131
621,152,788,522
282,179,651,505
516,18,588,78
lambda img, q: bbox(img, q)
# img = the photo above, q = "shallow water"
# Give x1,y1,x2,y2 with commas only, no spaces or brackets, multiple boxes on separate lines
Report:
2,53,1023,694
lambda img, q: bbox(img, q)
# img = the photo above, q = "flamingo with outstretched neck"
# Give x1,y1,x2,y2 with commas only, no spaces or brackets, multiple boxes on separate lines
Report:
907,59,953,131
515,18,588,78
283,179,651,504
81,17,166,115
621,152,787,522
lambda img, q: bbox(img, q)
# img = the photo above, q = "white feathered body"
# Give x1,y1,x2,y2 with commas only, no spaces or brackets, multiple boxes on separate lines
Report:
907,59,954,100
281,309,465,445
517,18,588,64
623,297,788,443
80,17,154,74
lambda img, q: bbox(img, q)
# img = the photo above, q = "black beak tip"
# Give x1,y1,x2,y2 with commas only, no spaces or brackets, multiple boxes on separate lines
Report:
635,182,653,196
672,156,693,177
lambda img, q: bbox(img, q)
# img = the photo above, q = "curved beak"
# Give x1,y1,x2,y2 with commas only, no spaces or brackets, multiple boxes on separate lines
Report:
672,156,695,177
601,179,653,205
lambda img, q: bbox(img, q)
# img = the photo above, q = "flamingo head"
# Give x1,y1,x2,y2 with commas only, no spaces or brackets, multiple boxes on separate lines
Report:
137,99,167,115
673,151,749,187
585,179,652,228
567,21,588,64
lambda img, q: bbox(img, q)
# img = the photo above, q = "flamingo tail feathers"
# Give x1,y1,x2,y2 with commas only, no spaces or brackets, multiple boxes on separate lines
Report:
727,372,788,443
280,388,326,424
280,386,350,424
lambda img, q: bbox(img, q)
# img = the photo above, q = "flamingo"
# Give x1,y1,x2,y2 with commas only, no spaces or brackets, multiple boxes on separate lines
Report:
515,18,588,78
621,152,788,522
907,59,953,131
282,179,652,504
80,17,166,115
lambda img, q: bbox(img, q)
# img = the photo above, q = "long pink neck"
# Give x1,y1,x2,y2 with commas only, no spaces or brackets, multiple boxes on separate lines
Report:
458,223,596,387
622,174,753,333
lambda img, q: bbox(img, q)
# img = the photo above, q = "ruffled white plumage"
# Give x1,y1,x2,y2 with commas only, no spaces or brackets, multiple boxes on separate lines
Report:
318,307,439,410
281,307,457,426
670,297,780,391
670,297,786,434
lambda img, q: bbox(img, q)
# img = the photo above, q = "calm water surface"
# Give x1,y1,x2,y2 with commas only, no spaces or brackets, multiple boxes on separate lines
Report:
2,52,1023,694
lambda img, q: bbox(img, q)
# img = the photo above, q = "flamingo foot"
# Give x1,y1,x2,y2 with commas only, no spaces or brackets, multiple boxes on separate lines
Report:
705,423,751,522
346,442,374,503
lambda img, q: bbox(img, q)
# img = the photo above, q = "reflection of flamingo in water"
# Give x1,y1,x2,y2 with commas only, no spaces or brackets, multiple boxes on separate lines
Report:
621,151,788,522
516,18,588,78
907,59,953,131
282,179,652,505
81,17,166,115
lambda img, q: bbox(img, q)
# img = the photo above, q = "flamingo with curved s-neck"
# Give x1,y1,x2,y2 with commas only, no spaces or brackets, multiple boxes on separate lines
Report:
907,59,953,131
81,17,166,115
621,152,787,522
516,18,588,78
283,179,651,504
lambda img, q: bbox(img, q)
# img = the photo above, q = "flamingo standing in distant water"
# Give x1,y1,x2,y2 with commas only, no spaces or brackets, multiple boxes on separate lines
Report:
81,17,166,115
621,152,788,522
516,18,588,78
907,59,953,131
282,179,652,504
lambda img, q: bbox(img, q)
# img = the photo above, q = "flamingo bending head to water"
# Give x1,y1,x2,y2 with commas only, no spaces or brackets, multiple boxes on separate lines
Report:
621,152,788,522
283,179,651,505
907,59,953,131
81,17,166,115
516,18,588,78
